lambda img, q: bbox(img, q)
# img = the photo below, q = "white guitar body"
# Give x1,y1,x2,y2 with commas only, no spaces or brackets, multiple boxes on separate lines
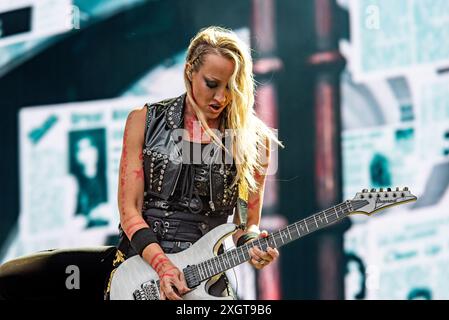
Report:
110,223,237,300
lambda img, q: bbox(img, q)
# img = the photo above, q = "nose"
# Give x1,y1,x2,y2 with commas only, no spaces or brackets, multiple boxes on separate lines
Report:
214,88,228,106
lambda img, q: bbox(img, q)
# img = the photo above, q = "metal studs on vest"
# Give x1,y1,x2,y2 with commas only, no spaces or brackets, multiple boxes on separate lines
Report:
157,152,162,191
160,156,167,191
149,151,169,192
145,150,166,192
165,95,184,129
169,105,176,128
142,93,239,214
221,165,229,205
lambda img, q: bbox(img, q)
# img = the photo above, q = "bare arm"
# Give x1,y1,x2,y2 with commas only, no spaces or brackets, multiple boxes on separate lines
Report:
118,107,189,299
118,108,147,241
232,138,279,269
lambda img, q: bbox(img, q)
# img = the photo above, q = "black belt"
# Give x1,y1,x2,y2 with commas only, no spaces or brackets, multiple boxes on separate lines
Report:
159,240,193,251
144,200,234,216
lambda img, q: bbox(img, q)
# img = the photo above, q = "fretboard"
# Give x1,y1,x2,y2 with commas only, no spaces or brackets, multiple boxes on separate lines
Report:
193,200,364,282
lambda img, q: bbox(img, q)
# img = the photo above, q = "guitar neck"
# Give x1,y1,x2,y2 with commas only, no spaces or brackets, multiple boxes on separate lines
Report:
194,200,363,282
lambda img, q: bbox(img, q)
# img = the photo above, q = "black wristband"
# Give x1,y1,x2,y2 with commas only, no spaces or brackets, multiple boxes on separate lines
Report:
130,227,158,256
237,232,259,247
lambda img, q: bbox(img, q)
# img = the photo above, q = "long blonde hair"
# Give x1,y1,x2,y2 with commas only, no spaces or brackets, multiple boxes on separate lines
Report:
184,26,283,198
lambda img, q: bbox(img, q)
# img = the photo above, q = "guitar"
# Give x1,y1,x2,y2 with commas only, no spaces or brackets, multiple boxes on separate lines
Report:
109,187,417,300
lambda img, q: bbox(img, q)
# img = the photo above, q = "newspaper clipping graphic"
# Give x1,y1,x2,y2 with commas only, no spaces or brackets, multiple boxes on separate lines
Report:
6,97,148,260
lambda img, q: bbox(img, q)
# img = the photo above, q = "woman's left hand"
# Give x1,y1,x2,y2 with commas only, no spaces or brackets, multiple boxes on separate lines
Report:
248,230,279,269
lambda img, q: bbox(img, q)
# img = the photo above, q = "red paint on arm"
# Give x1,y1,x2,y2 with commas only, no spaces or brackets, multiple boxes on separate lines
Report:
254,170,262,181
125,221,148,238
247,197,260,210
119,126,130,209
154,258,169,272
118,110,146,218
150,252,164,266
133,168,144,180
121,215,148,238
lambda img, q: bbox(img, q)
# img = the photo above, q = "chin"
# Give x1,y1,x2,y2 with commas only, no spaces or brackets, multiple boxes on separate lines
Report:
207,112,223,120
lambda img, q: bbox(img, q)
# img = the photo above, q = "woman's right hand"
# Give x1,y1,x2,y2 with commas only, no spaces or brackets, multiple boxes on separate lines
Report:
156,260,190,300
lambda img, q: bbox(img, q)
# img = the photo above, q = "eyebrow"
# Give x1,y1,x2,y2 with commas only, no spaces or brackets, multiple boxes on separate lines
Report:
204,75,223,82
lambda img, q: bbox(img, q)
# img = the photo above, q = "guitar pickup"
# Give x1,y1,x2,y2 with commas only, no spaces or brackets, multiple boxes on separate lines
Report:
183,265,201,289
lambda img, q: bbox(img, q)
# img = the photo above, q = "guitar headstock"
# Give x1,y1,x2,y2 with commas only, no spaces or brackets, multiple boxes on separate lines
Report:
350,187,417,215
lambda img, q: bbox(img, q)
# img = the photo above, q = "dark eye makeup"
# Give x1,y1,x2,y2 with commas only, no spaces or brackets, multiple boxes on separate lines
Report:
205,78,217,88
205,77,230,90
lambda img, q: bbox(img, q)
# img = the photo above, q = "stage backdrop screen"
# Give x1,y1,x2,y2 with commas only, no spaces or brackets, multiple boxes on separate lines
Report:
341,0,449,300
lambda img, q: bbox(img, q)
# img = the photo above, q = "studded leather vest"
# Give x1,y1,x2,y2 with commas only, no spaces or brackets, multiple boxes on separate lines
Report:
117,93,241,257
142,92,238,220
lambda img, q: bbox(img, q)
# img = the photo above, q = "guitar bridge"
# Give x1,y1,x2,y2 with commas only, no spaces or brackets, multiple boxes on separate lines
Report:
133,279,160,300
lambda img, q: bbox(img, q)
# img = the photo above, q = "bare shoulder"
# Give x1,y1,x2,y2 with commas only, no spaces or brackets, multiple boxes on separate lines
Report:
127,105,147,122
123,105,148,145
125,105,147,131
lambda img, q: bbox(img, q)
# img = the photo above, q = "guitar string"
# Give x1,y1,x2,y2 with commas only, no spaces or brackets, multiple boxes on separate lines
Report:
196,202,352,280
189,197,391,287
194,196,391,283
166,203,351,297
211,203,348,275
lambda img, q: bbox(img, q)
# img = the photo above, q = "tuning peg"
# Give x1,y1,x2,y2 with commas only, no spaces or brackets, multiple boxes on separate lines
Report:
362,189,368,193
380,188,384,192
387,187,391,191
403,187,409,191
370,188,376,192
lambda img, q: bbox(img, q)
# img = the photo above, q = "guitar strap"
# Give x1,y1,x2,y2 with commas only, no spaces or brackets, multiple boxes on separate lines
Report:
237,184,248,227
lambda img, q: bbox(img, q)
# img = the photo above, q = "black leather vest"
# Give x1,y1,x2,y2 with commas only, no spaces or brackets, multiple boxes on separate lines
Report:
141,93,239,216
117,93,241,256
